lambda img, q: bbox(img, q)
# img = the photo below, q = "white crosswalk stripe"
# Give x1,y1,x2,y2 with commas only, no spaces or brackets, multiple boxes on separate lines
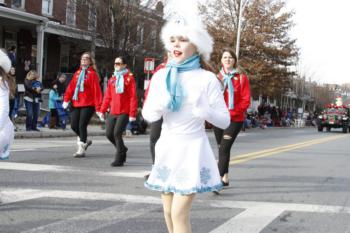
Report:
2,188,350,233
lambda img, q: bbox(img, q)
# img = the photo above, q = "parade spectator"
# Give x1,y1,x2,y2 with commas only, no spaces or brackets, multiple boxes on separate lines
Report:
55,73,67,97
8,67,17,121
0,49,15,160
48,81,62,129
63,52,102,158
24,70,42,131
213,48,251,189
97,56,137,167
142,13,230,233
7,46,16,66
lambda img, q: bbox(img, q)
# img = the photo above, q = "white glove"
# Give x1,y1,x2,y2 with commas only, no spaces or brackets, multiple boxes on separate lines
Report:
96,112,105,122
191,93,211,120
129,117,136,122
62,102,69,109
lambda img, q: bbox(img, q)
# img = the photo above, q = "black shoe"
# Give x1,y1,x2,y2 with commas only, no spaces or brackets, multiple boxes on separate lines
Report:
144,173,150,181
222,181,229,187
121,147,128,163
110,161,124,167
213,190,220,195
84,140,92,150
32,128,40,132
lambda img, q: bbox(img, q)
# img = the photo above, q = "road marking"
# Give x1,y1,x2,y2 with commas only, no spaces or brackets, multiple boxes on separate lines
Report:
230,134,347,165
0,162,148,178
210,206,285,233
11,138,150,151
21,202,158,233
2,188,350,233
2,188,350,214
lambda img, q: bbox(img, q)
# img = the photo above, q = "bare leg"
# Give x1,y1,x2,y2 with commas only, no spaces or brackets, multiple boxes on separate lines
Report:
171,194,195,233
222,173,229,183
161,193,174,233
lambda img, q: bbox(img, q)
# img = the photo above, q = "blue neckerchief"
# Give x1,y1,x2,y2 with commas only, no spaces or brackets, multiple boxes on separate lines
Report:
113,68,128,94
221,68,237,110
73,66,87,100
165,55,201,112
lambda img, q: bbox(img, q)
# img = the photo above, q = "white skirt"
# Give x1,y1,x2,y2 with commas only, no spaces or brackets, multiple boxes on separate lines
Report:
0,119,14,160
145,130,222,194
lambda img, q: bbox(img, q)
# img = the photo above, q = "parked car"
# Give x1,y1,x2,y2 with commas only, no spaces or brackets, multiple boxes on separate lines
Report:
317,105,350,133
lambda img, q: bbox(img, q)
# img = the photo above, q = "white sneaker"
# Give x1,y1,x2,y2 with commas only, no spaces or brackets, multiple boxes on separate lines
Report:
74,141,86,158
125,130,132,137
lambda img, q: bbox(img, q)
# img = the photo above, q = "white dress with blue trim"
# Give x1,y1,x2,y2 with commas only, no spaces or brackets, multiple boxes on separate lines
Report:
0,78,14,160
142,68,230,194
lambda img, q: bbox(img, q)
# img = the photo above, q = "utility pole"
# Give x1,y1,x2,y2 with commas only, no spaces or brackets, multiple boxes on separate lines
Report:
235,0,244,61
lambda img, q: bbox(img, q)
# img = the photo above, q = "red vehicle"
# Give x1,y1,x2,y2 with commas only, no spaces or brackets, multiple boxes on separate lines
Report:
317,104,350,133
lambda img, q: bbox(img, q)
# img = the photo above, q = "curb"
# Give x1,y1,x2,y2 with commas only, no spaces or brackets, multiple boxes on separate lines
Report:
14,130,106,139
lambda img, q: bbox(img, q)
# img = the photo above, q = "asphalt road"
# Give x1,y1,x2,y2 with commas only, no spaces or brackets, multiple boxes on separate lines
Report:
1,127,350,233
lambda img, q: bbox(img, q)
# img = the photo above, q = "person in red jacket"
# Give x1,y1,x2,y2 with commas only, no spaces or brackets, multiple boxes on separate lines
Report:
96,56,138,167
213,48,251,188
63,52,102,158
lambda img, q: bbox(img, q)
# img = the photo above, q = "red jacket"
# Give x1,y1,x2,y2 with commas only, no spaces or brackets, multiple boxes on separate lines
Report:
64,66,102,111
100,70,138,118
218,72,251,122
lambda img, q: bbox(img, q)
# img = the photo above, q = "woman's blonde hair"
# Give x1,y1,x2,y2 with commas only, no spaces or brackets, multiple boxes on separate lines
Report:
81,52,97,71
26,70,39,80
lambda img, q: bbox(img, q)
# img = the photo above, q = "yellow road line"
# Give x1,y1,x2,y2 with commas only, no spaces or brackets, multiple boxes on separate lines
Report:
229,134,348,165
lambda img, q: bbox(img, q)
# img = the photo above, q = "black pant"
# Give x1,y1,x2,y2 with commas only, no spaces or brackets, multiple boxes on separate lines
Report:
70,106,95,143
105,113,129,161
50,109,59,128
149,118,162,164
9,99,15,120
213,121,243,176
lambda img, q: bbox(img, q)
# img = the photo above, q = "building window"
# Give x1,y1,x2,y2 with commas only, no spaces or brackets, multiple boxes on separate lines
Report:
66,0,76,26
150,27,157,50
88,3,96,31
12,0,25,8
42,0,53,16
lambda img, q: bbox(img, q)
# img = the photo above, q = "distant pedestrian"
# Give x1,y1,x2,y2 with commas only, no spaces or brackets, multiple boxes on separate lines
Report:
213,48,251,188
55,73,67,97
7,46,16,66
63,52,102,158
8,67,17,121
0,49,15,160
24,70,42,131
48,81,62,129
96,56,138,167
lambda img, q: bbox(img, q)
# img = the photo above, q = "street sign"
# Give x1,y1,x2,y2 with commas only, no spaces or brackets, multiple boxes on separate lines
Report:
144,57,155,73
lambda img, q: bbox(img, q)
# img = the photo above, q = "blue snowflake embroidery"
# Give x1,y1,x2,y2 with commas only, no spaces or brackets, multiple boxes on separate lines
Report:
200,167,211,185
156,166,171,182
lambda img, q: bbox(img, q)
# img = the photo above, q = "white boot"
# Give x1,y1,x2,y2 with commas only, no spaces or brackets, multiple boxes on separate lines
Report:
74,141,86,158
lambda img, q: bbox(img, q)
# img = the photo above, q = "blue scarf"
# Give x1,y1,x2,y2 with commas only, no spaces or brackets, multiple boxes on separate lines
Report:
113,68,128,94
221,68,237,110
73,66,87,100
165,55,201,112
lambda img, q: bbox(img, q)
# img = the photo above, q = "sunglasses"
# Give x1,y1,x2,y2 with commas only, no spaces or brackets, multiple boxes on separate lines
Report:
114,62,123,66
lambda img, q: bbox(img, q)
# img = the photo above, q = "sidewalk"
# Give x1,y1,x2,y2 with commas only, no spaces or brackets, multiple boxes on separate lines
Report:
14,124,106,139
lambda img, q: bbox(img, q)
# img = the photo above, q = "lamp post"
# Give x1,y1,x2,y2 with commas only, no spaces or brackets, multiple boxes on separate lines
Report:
235,0,248,61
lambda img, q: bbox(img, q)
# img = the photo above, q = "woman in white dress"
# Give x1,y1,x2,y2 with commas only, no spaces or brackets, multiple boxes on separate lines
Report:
142,14,230,233
0,49,15,160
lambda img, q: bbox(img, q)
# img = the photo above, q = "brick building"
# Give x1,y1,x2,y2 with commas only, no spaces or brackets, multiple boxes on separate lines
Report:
0,0,164,88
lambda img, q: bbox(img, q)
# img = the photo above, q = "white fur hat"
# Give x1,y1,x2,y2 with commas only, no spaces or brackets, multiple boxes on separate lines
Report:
0,49,11,73
161,14,213,61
